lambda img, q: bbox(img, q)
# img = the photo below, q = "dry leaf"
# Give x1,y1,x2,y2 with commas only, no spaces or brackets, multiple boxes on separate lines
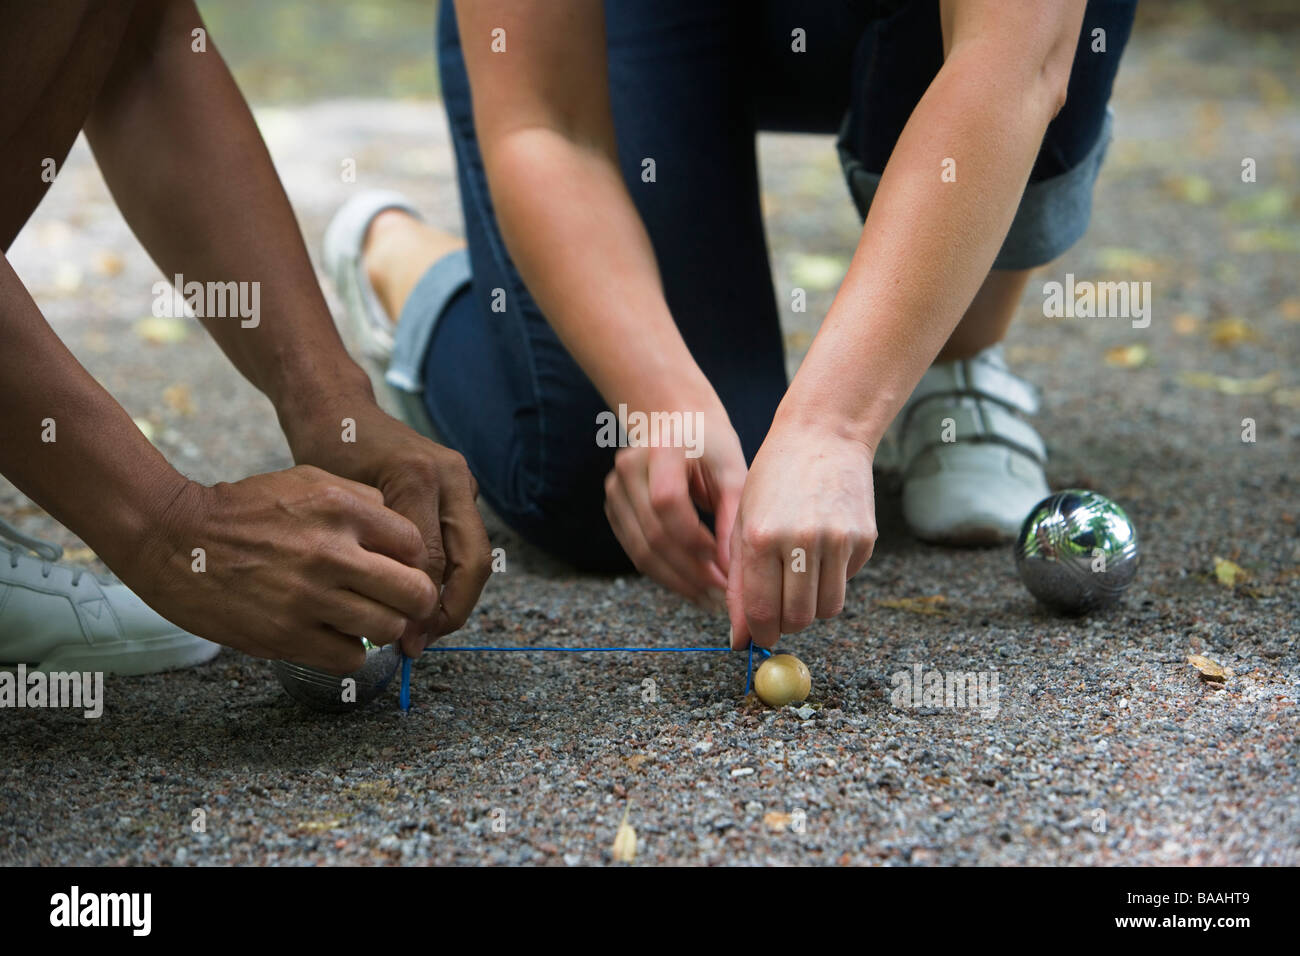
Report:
876,595,948,616
611,806,637,863
1164,174,1213,205
1272,387,1300,408
1208,318,1259,348
1172,313,1202,335
624,754,650,772
1213,557,1248,587
1231,228,1300,254
1104,344,1150,368
1227,187,1291,223
83,331,111,354
134,316,189,345
1252,69,1291,109
763,811,792,833
162,383,196,416
783,330,812,352
1177,370,1280,395
1194,102,1223,156
53,262,83,294
1187,654,1230,683
1095,247,1162,274
91,250,125,278
299,819,347,833
788,253,846,291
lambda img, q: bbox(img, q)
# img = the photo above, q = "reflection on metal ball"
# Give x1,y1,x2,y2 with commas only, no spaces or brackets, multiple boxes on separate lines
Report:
272,639,400,712
1015,489,1139,614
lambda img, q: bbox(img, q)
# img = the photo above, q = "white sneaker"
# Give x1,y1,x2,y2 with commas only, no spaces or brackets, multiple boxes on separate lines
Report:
321,189,439,437
0,518,219,674
898,345,1050,545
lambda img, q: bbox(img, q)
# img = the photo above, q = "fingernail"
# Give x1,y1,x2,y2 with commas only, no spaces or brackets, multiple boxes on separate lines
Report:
728,626,737,650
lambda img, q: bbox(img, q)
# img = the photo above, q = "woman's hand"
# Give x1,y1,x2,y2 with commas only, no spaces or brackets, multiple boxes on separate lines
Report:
726,424,877,649
603,410,748,612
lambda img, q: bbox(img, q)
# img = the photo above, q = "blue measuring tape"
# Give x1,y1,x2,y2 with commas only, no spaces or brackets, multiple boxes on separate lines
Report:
399,642,772,712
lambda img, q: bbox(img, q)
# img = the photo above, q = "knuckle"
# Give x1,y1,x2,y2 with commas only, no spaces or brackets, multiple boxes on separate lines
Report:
783,610,815,633
315,482,354,515
401,522,427,562
442,602,471,630
468,552,493,586
743,525,779,554
438,447,470,476
818,598,845,619
412,576,439,619
382,615,408,645
647,483,682,515
643,525,668,552
614,448,640,477
404,456,441,485
745,597,780,627
823,528,850,552
307,536,351,576
424,536,447,574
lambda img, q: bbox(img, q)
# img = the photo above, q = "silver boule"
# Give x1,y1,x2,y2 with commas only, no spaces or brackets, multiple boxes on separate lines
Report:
1015,489,1139,613
272,639,400,712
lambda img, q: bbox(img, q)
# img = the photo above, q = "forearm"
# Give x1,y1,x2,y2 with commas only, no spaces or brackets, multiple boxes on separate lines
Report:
82,0,371,426
486,129,719,416
0,258,189,570
780,41,1070,449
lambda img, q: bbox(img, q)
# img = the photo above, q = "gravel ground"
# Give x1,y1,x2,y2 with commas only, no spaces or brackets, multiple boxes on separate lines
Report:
1,18,1298,866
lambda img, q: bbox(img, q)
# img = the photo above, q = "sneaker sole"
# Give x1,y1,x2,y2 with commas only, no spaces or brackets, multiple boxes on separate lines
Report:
912,524,1014,547
29,633,221,676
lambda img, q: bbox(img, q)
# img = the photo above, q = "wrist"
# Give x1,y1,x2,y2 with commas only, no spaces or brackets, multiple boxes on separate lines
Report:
274,363,377,458
619,361,726,421
613,370,737,458
771,384,884,459
97,465,199,583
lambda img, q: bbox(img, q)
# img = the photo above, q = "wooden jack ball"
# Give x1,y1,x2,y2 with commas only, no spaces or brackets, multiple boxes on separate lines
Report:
753,653,811,708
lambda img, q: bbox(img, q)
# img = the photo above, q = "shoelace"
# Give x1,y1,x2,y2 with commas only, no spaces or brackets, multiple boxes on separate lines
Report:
0,516,84,585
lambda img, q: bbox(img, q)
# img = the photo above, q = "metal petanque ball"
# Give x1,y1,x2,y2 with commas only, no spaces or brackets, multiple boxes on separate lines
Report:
1015,489,1139,614
272,638,401,712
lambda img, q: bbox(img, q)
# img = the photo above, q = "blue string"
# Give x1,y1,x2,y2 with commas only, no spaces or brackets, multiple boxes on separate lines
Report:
745,643,774,695
399,642,772,712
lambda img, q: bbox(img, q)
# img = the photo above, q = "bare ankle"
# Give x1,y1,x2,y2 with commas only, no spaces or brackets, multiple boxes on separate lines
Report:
362,209,466,323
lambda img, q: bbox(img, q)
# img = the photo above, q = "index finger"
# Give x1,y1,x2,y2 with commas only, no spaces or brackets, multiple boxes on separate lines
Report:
430,475,493,637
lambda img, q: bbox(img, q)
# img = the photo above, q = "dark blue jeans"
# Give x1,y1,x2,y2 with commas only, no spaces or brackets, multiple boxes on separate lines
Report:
413,0,1135,571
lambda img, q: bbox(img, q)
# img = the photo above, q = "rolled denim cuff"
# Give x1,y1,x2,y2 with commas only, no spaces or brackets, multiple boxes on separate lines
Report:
837,108,1114,270
384,248,472,394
